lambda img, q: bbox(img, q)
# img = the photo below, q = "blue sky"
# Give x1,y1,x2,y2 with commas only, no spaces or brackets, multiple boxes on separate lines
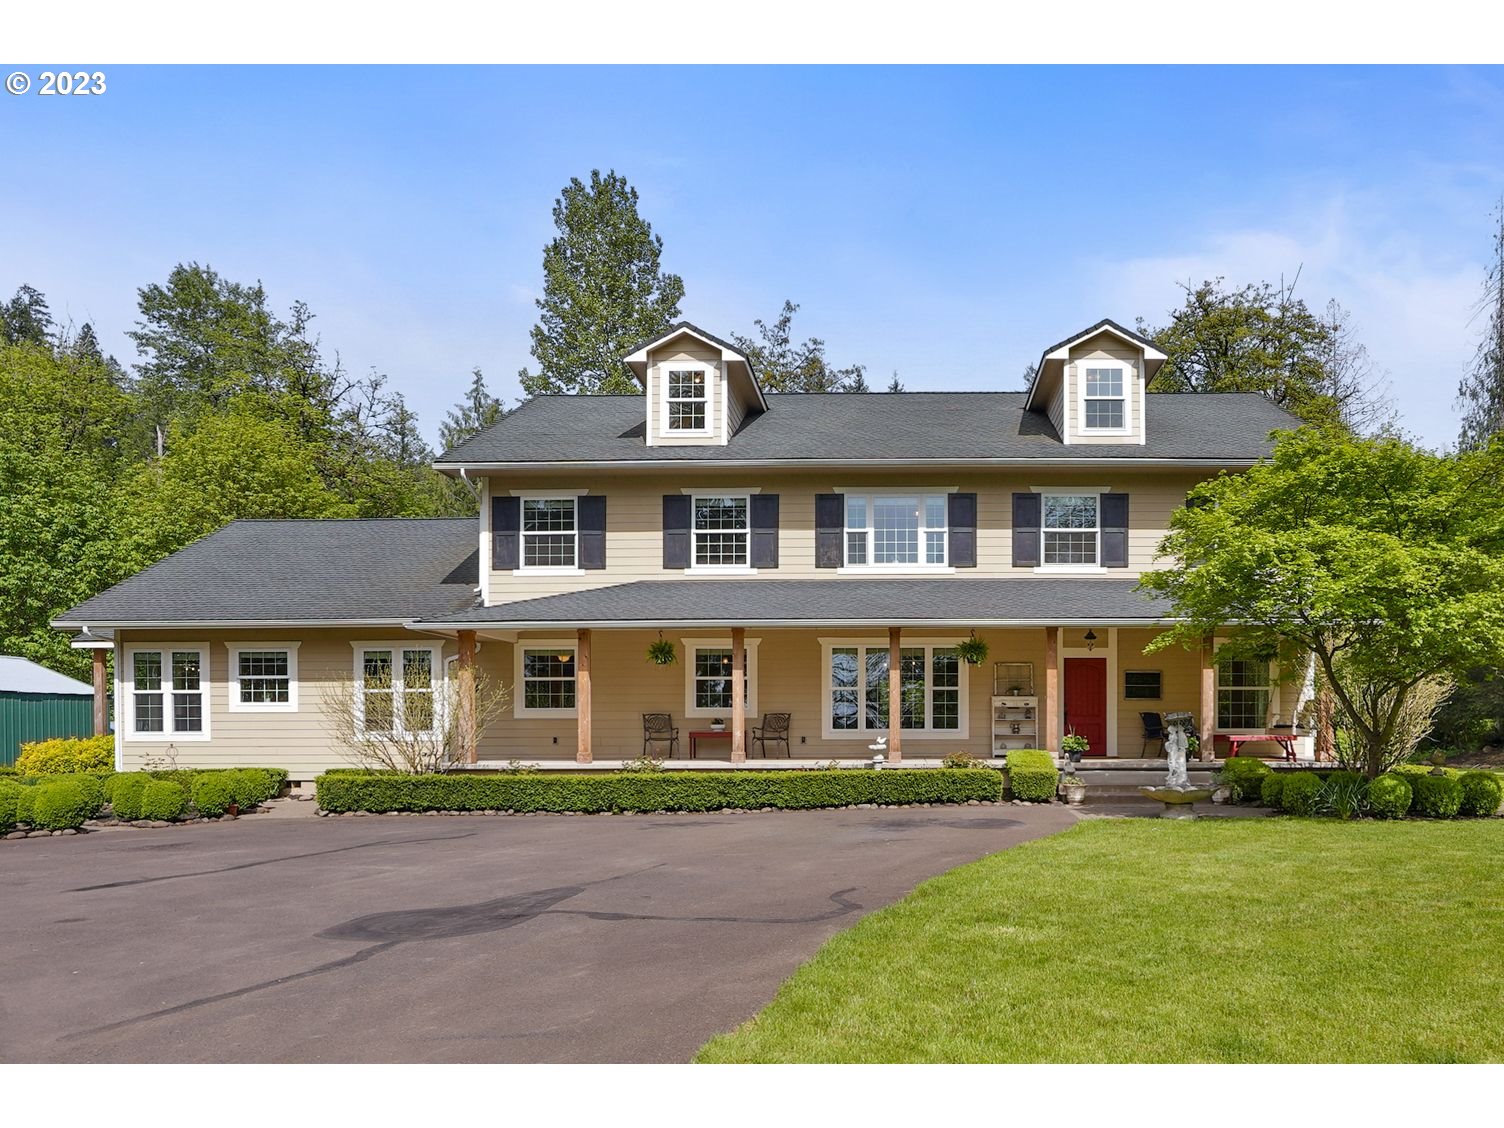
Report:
4,64,1503,448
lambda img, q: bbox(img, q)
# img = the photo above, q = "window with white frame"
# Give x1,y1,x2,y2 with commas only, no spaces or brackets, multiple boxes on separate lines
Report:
356,646,439,735
666,368,708,431
692,495,749,567
229,644,299,711
1082,365,1126,430
521,497,577,568
824,641,964,737
515,644,577,715
684,640,758,717
844,494,948,568
128,648,207,737
1217,658,1272,730
1042,493,1099,566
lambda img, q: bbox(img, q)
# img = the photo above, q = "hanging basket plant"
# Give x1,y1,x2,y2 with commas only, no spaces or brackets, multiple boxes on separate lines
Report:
646,635,677,666
955,632,989,666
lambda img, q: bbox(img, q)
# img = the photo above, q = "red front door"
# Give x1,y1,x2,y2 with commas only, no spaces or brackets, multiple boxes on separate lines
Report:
1064,657,1108,756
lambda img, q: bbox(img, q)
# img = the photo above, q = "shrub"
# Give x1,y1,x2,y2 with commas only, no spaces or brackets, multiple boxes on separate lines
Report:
1316,771,1370,820
1279,772,1323,816
1409,773,1464,819
1367,773,1413,819
224,768,280,808
191,773,236,817
1458,772,1503,818
1221,756,1272,804
1005,749,1057,802
15,735,114,776
0,793,16,833
1259,772,1286,809
315,768,1004,815
12,783,37,824
30,778,99,830
139,780,188,821
109,772,150,821
942,750,993,770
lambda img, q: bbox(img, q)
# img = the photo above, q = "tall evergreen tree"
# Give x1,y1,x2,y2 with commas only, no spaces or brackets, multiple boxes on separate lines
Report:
518,170,685,397
2,284,54,346
886,371,906,393
439,367,505,452
731,300,865,392
845,368,872,392
1458,199,1504,450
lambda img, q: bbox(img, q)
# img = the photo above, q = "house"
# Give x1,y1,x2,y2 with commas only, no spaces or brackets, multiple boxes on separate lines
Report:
53,319,1309,782
0,656,97,766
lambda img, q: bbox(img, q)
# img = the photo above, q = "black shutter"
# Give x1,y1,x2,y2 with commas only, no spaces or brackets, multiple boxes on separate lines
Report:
815,493,844,569
663,494,691,569
578,495,607,570
492,495,520,571
1011,493,1041,568
750,493,779,569
1101,493,1129,569
948,492,977,568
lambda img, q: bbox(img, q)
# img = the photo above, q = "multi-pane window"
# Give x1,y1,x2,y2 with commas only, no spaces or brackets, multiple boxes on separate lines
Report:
237,650,290,705
1083,366,1126,429
522,498,577,568
827,644,962,735
1042,494,1099,566
667,369,707,431
357,646,440,735
1124,670,1162,700
690,648,752,712
844,494,948,567
692,495,749,567
1217,659,1271,730
520,648,576,712
130,648,205,736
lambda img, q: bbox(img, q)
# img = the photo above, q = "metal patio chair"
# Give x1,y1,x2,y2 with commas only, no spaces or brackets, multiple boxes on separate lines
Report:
751,712,792,758
642,713,680,758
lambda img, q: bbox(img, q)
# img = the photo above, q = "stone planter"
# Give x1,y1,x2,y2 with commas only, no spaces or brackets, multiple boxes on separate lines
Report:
1061,782,1087,806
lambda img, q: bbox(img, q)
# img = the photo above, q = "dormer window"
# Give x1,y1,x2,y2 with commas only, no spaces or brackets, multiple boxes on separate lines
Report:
667,369,708,432
1082,366,1126,430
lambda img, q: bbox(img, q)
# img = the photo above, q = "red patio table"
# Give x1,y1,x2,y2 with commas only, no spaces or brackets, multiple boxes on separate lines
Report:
1223,733,1298,762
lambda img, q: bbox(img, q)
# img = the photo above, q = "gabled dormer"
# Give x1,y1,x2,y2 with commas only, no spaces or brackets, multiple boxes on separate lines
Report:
1025,319,1167,446
624,322,767,447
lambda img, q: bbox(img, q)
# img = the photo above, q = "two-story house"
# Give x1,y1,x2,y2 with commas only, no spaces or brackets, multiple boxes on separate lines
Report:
55,319,1306,782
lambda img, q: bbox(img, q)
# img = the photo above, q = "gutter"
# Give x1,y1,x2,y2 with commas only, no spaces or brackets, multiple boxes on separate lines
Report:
411,616,1184,631
432,457,1259,472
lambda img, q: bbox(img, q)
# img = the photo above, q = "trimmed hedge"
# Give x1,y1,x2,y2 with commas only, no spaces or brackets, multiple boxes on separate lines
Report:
315,768,1004,815
191,773,237,818
0,793,16,833
16,735,114,776
1368,773,1413,819
140,780,188,821
225,768,280,808
1004,749,1058,803
1222,756,1272,803
30,778,103,831
108,773,150,821
1410,773,1464,819
1259,772,1286,809
1280,772,1323,816
1458,772,1503,818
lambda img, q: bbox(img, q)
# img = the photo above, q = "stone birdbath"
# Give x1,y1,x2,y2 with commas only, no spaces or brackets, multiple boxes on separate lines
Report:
1139,726,1213,818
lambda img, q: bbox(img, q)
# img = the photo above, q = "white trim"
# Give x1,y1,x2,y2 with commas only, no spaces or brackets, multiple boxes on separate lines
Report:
687,491,753,572
121,645,212,742
1042,324,1168,362
478,476,492,606
841,491,952,571
817,636,969,742
1037,488,1103,568
351,641,446,737
660,364,714,437
1075,362,1133,436
431,457,1265,472
679,486,761,494
509,488,591,497
1029,484,1112,493
682,636,761,719
516,495,580,572
425,616,1185,631
226,642,301,713
1032,565,1108,575
837,566,956,576
1210,636,1279,733
513,637,579,719
511,567,585,577
113,654,123,769
831,485,959,494
1058,628,1118,757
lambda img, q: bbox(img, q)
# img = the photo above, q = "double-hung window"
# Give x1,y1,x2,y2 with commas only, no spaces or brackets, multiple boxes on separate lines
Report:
521,498,577,569
824,641,964,738
666,369,708,431
127,647,208,738
356,645,439,735
229,644,299,711
1082,365,1126,430
1042,493,1099,566
692,495,749,568
1217,658,1272,730
844,494,948,568
683,639,759,717
515,642,577,716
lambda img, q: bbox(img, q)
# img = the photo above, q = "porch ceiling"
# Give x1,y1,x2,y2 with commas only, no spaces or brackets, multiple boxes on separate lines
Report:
417,578,1176,629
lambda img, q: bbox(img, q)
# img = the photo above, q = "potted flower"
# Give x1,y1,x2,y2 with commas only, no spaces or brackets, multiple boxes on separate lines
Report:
1060,773,1087,806
955,633,989,666
1061,732,1089,762
710,717,726,732
646,636,677,666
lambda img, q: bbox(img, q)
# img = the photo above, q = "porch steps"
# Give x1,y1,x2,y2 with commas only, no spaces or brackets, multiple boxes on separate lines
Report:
1064,767,1220,797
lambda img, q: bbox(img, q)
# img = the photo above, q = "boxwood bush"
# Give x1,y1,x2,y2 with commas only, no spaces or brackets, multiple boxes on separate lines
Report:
1004,749,1057,802
225,768,280,808
139,780,189,821
30,778,103,830
1367,773,1413,819
1221,756,1272,803
16,735,114,776
108,772,150,821
1279,772,1323,816
1259,772,1286,809
1410,773,1464,819
315,768,1003,815
191,773,237,817
0,793,16,833
1458,771,1503,818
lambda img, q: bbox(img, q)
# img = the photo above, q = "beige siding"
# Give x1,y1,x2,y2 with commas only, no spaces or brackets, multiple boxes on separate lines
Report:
647,342,726,446
1065,332,1144,445
1115,628,1203,755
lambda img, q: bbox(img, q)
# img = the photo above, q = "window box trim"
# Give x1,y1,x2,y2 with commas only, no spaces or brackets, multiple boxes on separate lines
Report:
226,641,301,713
515,495,580,572
687,491,753,572
1211,636,1279,733
817,636,969,741
682,637,761,719
841,491,953,571
350,641,445,737
661,365,714,436
513,637,579,718
1034,487,1104,568
1076,361,1133,435
122,644,212,742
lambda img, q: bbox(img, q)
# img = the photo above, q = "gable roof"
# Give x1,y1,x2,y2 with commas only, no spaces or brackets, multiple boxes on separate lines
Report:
435,390,1295,468
0,656,93,696
622,320,769,413
53,519,479,628
1024,318,1169,411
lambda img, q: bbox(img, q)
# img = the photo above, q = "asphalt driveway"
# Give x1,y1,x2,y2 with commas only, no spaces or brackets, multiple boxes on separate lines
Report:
0,804,1072,1063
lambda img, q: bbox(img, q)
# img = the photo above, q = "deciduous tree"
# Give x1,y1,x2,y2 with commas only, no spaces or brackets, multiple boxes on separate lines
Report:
731,300,865,393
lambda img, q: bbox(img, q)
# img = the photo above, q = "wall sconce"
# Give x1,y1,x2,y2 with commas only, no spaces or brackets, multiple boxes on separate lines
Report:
1084,630,1098,652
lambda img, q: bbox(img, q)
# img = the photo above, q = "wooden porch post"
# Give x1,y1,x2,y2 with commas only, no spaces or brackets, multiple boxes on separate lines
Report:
1199,634,1216,762
887,626,902,763
576,628,592,764
91,648,109,737
1043,626,1060,754
731,627,747,763
456,630,478,764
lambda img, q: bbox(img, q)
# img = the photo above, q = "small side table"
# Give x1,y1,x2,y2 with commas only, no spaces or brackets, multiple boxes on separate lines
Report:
688,730,732,758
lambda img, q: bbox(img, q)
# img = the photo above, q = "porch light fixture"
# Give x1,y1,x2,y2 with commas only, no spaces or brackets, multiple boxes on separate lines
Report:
1084,630,1098,652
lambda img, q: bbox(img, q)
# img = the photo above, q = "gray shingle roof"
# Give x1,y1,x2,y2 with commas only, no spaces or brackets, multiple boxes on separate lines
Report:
436,391,1294,466
0,656,93,695
418,578,1175,627
55,520,479,626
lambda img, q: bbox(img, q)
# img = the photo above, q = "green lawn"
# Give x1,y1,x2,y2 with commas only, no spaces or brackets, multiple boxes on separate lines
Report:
697,818,1504,1063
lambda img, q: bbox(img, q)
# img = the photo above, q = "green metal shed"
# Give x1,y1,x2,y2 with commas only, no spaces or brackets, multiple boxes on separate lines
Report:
0,656,96,766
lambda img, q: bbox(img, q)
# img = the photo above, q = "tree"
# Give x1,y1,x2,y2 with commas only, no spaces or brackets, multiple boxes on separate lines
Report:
1021,363,1038,391
886,371,905,393
846,368,872,392
518,170,684,397
1458,199,1504,450
2,284,54,346
439,367,505,452
1141,277,1390,431
730,300,865,393
1140,427,1504,777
